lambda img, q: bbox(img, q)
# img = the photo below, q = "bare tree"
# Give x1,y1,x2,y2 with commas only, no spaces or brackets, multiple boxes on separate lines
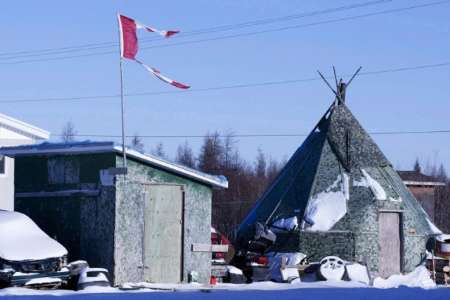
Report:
131,134,145,153
61,121,77,143
176,141,195,168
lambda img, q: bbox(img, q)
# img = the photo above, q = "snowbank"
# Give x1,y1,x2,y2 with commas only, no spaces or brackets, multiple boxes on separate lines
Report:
0,211,67,261
304,175,348,231
346,263,370,285
373,266,435,289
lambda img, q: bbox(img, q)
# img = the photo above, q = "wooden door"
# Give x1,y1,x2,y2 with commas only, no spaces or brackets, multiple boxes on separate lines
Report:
378,212,401,277
143,185,183,283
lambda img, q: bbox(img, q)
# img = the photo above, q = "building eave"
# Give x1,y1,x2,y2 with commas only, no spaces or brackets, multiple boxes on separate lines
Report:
112,146,228,189
0,113,49,140
0,142,228,189
403,180,446,187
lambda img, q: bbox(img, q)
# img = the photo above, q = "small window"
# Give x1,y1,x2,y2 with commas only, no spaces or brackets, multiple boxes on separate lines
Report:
0,155,5,174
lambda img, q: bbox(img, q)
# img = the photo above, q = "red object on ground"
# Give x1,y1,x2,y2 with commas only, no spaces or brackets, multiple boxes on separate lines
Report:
211,228,231,260
210,276,217,285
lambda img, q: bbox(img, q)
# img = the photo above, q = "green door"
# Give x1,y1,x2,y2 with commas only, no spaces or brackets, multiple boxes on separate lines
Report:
143,185,184,283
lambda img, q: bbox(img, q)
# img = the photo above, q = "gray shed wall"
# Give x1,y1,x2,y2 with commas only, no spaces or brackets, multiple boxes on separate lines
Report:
114,156,212,285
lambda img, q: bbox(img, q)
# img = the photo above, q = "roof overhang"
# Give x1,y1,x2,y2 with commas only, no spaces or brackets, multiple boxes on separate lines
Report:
403,180,446,187
0,113,49,140
0,142,228,189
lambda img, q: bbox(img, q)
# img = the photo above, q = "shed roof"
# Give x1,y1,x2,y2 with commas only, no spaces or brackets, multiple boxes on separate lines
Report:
0,141,228,189
397,170,446,186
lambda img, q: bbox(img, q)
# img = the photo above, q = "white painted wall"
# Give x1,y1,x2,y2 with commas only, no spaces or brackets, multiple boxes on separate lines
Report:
0,124,48,211
0,156,14,211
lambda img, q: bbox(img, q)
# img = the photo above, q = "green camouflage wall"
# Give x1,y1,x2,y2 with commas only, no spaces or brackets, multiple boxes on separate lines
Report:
114,156,213,285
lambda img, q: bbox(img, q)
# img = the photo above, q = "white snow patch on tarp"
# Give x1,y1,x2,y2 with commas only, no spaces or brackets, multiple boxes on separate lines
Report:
342,173,350,201
345,263,370,285
426,218,442,234
304,175,348,231
373,266,435,289
361,169,387,200
0,210,67,261
271,216,298,231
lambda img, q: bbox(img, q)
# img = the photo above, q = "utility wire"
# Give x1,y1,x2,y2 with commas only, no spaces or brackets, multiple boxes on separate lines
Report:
2,0,449,65
1,60,449,104
0,0,390,60
51,129,450,139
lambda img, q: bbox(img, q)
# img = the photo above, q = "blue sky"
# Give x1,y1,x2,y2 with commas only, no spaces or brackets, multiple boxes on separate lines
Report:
1,0,449,172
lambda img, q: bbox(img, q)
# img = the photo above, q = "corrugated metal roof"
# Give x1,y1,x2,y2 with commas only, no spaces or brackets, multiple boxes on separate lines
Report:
0,141,228,189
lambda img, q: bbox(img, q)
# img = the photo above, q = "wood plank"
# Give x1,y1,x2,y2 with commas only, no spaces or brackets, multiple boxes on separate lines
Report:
144,185,183,283
379,212,401,278
191,244,228,253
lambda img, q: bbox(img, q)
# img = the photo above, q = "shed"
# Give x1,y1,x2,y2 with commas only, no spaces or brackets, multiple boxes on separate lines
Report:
0,141,228,285
236,100,439,278
397,170,446,222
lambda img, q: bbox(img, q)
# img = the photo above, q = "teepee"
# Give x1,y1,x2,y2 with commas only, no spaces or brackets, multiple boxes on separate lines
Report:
237,69,439,277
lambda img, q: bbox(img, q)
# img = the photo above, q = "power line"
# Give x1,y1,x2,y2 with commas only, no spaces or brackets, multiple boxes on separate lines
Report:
1,60,449,104
2,0,449,65
51,129,450,139
0,0,390,60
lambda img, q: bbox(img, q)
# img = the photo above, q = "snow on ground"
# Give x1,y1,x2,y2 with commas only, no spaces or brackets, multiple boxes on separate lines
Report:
304,175,347,231
373,266,435,289
1,283,450,300
346,263,370,285
0,211,67,261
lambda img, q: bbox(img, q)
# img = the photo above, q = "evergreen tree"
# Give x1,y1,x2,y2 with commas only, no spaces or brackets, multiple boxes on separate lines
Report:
151,142,166,159
413,158,421,173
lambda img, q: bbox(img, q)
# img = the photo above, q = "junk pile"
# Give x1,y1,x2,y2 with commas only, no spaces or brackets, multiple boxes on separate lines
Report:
426,234,450,285
232,221,371,284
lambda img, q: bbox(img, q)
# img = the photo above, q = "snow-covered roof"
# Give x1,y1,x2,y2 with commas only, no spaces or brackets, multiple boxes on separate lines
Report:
0,141,228,189
0,210,67,261
0,113,49,140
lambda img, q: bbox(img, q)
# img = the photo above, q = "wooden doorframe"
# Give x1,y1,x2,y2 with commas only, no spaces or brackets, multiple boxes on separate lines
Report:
378,209,404,273
180,188,185,282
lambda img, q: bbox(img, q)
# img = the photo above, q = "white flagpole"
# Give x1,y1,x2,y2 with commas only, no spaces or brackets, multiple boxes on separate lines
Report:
117,15,127,172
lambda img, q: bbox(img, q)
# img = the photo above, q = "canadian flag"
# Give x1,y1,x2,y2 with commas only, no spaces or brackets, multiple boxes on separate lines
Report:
118,14,178,60
136,60,190,89
118,14,189,89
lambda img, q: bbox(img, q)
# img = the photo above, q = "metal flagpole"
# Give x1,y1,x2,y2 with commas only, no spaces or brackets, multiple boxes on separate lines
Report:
117,14,127,173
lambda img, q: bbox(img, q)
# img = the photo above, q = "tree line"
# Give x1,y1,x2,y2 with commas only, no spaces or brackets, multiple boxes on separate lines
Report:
61,122,450,237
